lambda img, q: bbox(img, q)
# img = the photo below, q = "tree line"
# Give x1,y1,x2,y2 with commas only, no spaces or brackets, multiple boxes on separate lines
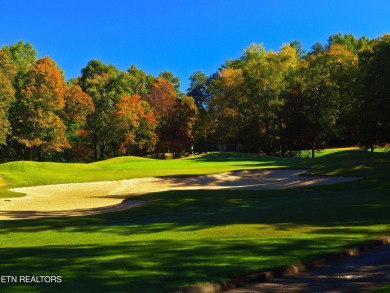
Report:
0,42,197,161
0,33,389,161
189,33,390,157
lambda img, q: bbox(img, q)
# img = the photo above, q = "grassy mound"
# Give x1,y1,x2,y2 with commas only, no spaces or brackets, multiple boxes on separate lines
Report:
0,152,295,198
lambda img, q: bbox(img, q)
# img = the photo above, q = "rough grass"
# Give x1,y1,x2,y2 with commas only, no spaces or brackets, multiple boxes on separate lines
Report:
0,150,389,292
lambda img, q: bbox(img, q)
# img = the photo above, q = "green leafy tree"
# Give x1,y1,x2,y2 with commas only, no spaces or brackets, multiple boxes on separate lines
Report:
289,40,306,59
208,67,246,146
301,51,340,158
78,60,127,160
158,71,181,93
2,41,38,106
327,33,373,54
127,65,154,97
1,41,37,76
2,42,38,158
283,82,310,157
187,71,215,152
242,44,299,154
325,43,360,146
358,34,390,149
187,71,211,111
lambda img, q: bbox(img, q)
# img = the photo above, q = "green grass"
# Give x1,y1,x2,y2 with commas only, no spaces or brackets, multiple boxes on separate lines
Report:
0,149,389,292
297,145,390,158
297,146,360,158
0,152,295,198
374,146,390,153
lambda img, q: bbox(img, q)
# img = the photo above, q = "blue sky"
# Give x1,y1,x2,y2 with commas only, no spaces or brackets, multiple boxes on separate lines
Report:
1,0,389,91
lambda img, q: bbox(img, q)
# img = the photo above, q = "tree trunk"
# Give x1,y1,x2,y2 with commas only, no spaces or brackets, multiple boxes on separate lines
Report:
99,142,105,161
278,115,285,157
93,142,98,161
111,141,118,157
28,147,33,161
265,118,272,155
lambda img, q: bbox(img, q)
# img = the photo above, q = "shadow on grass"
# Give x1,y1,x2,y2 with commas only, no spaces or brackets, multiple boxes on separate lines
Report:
0,235,373,293
296,150,390,178
1,178,389,234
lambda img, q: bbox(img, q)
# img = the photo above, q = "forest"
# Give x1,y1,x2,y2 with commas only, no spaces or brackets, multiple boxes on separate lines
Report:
0,33,389,162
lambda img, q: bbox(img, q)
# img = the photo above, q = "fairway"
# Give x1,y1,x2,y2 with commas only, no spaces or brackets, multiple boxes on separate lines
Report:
1,169,358,220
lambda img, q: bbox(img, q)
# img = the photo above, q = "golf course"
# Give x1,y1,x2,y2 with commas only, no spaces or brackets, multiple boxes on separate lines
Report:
2,1,390,291
0,149,389,292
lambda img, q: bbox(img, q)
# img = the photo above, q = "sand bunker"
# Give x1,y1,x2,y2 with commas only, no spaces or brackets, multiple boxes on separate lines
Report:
0,169,359,220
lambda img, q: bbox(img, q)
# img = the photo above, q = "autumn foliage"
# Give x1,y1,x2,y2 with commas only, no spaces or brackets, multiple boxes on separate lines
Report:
12,57,69,158
0,34,389,162
147,77,177,121
115,94,157,155
0,51,16,145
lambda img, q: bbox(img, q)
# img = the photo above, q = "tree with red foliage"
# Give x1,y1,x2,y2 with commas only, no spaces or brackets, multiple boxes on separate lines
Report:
147,77,177,123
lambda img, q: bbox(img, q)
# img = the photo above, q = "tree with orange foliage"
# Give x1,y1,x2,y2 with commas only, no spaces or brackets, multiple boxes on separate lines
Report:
147,77,177,123
59,85,95,161
0,50,16,145
161,95,198,153
12,57,70,160
146,77,178,152
63,85,95,128
114,94,157,155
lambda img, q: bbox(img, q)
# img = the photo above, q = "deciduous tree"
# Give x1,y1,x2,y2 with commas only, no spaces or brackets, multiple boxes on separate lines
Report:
12,57,69,160
208,67,246,146
187,71,210,111
114,94,157,155
0,50,16,145
359,35,390,149
127,65,154,97
161,95,198,152
301,51,340,158
78,60,123,160
147,77,177,123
